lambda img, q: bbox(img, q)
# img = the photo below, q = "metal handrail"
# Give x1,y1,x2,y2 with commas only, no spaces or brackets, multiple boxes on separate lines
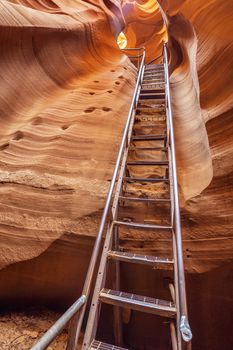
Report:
30,47,146,350
121,47,145,68
30,296,86,350
163,42,192,344
121,47,144,51
67,47,145,350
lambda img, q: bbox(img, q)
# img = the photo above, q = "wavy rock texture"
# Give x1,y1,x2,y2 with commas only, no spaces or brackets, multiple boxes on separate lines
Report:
164,0,233,272
0,1,232,348
116,0,233,273
0,0,137,269
122,0,167,62
167,13,213,201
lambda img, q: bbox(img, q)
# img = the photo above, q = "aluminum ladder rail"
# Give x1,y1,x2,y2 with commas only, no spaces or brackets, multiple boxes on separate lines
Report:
163,42,192,347
66,47,146,350
29,48,145,350
81,46,192,350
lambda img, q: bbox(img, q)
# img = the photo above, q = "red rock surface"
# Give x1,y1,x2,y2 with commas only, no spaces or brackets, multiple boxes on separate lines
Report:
0,1,232,349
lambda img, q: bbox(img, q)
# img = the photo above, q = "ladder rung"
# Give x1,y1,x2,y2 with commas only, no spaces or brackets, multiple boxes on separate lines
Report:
140,89,165,93
141,90,165,94
141,87,165,92
142,84,165,89
144,69,164,72
137,106,165,111
143,75,164,79
143,71,164,74
145,64,164,67
127,160,168,166
144,71,164,74
113,220,172,230
137,102,165,106
146,63,164,67
119,196,170,203
124,176,169,183
139,92,165,96
142,81,164,85
143,75,164,77
144,70,164,74
132,134,166,141
139,95,165,100
142,78,165,84
143,76,164,79
134,123,164,127
143,79,165,83
99,289,176,317
135,118,166,123
129,146,167,151
136,112,165,116
145,65,164,69
141,87,164,91
89,340,128,350
108,250,174,266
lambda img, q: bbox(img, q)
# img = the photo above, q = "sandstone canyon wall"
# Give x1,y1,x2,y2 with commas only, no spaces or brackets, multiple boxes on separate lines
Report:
0,0,232,349
0,0,137,269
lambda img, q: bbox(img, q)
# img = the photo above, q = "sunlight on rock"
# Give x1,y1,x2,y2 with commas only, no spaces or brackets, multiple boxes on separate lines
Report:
117,31,127,49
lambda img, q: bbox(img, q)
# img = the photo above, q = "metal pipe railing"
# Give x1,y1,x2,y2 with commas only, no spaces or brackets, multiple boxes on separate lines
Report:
66,47,145,350
121,47,145,68
30,296,86,350
121,47,144,51
30,47,145,350
163,42,192,344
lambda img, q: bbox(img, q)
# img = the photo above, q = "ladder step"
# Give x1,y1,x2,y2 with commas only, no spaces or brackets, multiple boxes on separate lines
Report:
145,65,164,72
139,95,165,100
143,79,164,82
99,289,176,317
127,160,168,166
141,87,165,92
119,195,170,203
146,63,164,68
89,340,128,350
124,176,169,183
143,75,164,78
129,146,167,151
142,83,165,88
143,75,164,79
134,123,164,127
108,250,174,266
136,111,166,117
137,106,165,110
144,70,164,74
135,117,166,122
140,89,165,93
144,71,164,74
142,81,164,85
145,65,164,70
143,79,165,83
132,134,166,141
143,78,164,82
113,220,172,230
140,92,165,96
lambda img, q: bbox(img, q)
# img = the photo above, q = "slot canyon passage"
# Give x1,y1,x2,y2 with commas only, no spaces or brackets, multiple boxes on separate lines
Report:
0,0,232,349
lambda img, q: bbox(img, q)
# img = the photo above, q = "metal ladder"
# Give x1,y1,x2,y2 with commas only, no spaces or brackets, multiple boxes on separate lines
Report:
80,45,192,350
